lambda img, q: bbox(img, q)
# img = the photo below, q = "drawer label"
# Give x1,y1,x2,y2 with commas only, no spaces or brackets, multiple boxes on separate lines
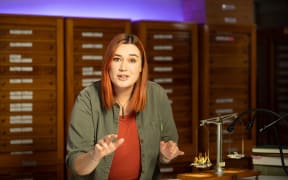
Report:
10,127,33,133
10,29,33,35
9,78,33,84
10,103,33,112
153,34,173,39
153,67,173,72
82,43,103,49
153,45,173,50
9,66,33,72
153,78,173,83
82,67,102,76
10,115,33,124
82,55,103,60
10,42,33,47
82,32,103,37
9,54,32,63
10,91,33,100
153,56,173,61
10,139,33,145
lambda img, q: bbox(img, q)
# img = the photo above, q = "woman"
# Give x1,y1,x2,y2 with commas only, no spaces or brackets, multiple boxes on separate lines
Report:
66,33,184,179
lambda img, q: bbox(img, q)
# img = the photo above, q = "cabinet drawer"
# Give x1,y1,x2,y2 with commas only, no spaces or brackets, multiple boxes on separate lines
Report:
147,31,192,42
73,27,128,41
160,85,192,98
73,40,106,53
0,152,60,168
209,103,250,115
0,90,57,102
74,54,103,65
74,65,102,77
0,114,56,126
0,165,64,179
74,77,100,90
0,138,57,152
0,65,56,76
206,0,254,25
146,41,191,55
0,76,56,90
149,63,192,74
210,68,249,84
210,54,249,67
183,0,254,25
151,76,191,86
0,53,57,65
0,25,56,40
0,102,57,113
210,33,250,45
0,126,56,139
0,40,56,53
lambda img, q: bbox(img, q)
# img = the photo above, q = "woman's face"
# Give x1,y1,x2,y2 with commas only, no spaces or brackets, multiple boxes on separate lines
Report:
109,44,142,92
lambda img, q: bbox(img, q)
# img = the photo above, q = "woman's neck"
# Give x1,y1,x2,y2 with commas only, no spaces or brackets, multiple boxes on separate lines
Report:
114,86,133,105
114,88,133,118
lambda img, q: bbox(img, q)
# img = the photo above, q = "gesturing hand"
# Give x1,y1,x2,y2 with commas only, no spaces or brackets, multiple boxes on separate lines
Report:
91,134,124,162
160,140,184,163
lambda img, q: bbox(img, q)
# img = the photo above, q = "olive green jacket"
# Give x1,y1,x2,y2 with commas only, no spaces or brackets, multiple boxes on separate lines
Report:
66,80,179,180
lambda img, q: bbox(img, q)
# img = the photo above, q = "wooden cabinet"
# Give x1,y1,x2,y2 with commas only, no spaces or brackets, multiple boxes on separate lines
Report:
64,17,131,127
198,24,257,161
0,165,64,180
256,27,288,145
0,14,64,178
183,0,254,25
132,20,199,177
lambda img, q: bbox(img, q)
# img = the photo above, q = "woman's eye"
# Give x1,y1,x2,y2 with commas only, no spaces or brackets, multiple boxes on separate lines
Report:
112,57,121,62
129,58,137,63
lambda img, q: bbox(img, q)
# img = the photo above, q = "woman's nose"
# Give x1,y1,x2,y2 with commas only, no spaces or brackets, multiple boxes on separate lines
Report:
119,60,127,70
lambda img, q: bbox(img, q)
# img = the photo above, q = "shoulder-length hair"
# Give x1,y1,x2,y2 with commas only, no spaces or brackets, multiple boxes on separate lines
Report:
101,33,148,112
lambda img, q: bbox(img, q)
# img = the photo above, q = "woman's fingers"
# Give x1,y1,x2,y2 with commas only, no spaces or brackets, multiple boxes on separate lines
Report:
95,134,125,157
160,140,184,160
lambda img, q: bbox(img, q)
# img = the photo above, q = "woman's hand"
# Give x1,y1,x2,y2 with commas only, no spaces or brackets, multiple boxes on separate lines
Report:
90,134,125,162
160,140,184,163
73,134,124,175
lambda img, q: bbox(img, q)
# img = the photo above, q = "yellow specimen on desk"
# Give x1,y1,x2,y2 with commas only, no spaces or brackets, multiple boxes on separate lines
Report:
191,152,212,168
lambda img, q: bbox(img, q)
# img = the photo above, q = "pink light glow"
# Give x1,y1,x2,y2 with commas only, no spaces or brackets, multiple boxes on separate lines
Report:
0,0,184,21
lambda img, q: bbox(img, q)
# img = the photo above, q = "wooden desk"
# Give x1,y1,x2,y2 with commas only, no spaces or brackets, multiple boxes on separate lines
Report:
224,169,260,180
177,169,260,180
177,172,231,180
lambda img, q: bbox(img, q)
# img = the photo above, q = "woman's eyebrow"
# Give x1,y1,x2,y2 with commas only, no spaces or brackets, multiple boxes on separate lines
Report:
114,53,139,57
129,53,139,57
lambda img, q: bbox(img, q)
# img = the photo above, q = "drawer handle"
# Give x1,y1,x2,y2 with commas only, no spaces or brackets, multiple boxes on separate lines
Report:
22,160,37,167
222,4,236,11
224,17,237,24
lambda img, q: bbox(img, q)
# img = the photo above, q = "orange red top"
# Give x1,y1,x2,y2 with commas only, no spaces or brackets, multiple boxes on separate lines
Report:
109,112,141,180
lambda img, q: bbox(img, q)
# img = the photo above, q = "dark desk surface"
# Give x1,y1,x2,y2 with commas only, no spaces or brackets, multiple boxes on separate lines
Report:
177,169,260,180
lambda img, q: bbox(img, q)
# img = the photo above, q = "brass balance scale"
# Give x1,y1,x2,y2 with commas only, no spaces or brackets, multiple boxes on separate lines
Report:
190,113,246,175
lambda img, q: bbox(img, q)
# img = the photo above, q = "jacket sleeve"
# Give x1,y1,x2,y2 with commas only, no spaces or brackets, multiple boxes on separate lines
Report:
158,86,179,143
65,88,96,171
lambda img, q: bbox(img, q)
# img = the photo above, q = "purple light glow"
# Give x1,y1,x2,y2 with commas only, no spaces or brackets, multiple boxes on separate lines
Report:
0,0,184,21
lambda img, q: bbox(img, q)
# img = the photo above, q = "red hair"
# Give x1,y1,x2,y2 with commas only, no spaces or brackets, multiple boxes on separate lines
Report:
101,33,148,112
